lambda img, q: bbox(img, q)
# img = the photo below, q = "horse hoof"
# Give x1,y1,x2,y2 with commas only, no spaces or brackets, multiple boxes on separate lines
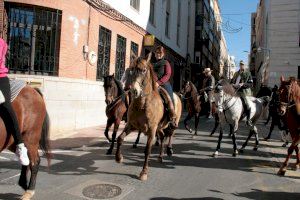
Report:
282,143,287,147
167,147,173,157
115,154,123,163
232,150,238,157
253,147,258,151
106,149,113,155
293,164,300,171
277,169,286,176
212,151,218,157
239,149,244,154
210,133,214,137
264,137,270,141
132,144,137,149
139,173,148,181
21,190,35,200
158,157,163,163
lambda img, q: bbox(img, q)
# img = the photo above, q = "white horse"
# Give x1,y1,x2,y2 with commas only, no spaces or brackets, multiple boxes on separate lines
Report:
213,80,270,157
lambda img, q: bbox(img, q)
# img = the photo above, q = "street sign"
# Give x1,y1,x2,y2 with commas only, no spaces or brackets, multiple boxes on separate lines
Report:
144,34,155,46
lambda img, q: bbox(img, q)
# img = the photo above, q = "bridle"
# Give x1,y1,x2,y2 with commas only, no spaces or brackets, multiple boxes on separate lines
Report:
278,83,296,111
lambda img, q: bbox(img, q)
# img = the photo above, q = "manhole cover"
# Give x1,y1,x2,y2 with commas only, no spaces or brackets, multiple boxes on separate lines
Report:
82,184,122,199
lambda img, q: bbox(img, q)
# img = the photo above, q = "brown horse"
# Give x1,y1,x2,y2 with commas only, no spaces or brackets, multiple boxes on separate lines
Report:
277,76,300,176
0,86,50,200
103,75,143,154
115,54,182,181
180,81,219,136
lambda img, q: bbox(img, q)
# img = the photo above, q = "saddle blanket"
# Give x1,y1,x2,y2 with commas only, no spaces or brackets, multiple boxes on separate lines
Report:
0,79,26,104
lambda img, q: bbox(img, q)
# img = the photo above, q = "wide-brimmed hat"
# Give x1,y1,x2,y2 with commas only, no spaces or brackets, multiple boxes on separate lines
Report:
203,68,213,73
240,60,245,65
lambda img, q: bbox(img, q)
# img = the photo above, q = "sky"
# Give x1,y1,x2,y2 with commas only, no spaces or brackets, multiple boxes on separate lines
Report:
219,0,259,67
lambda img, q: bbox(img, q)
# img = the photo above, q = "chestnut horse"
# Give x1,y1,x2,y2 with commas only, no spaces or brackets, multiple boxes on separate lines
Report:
277,76,300,176
0,86,50,200
115,54,182,181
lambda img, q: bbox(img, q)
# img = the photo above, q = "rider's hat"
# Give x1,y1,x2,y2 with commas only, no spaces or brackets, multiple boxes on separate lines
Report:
203,68,213,74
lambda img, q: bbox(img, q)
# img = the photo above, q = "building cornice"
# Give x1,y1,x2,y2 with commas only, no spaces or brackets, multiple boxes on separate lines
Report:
83,0,145,35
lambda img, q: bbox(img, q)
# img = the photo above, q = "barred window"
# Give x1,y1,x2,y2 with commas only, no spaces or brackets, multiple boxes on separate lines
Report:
5,3,62,75
130,0,140,11
115,35,126,80
130,41,138,63
149,0,155,25
97,26,111,81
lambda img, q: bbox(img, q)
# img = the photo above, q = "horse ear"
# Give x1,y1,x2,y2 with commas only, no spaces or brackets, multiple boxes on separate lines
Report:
280,76,285,82
146,52,152,63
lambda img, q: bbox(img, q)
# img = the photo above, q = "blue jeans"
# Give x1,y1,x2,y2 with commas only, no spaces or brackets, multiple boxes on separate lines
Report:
161,82,174,104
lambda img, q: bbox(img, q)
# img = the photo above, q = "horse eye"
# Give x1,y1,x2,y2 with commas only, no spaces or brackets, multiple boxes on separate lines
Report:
142,69,147,74
129,70,133,75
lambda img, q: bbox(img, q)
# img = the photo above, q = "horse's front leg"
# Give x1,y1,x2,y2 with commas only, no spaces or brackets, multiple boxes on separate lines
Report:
107,119,121,155
184,113,193,133
231,124,239,157
278,142,295,176
157,130,165,163
253,126,259,151
133,131,142,149
240,127,254,153
294,144,300,170
104,118,114,142
210,113,219,136
166,134,174,157
194,113,200,136
115,124,133,163
213,114,225,157
139,127,156,181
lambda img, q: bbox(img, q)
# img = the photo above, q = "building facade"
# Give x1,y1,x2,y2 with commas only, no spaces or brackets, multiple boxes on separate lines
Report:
0,0,194,137
193,0,223,87
250,0,300,88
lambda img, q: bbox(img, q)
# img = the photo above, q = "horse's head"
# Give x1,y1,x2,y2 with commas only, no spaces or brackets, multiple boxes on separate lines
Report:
103,74,118,105
214,79,235,107
180,81,193,96
278,76,291,116
125,53,155,98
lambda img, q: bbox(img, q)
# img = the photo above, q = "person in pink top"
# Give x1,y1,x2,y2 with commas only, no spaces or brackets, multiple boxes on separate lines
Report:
0,38,29,166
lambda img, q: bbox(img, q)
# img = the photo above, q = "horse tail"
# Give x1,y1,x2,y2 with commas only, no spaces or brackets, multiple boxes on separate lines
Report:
40,111,52,167
34,88,52,166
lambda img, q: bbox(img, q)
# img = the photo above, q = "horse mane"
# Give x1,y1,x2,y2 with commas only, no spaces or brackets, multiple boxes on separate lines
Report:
189,82,199,102
114,79,125,95
146,61,158,92
290,80,300,103
219,79,237,96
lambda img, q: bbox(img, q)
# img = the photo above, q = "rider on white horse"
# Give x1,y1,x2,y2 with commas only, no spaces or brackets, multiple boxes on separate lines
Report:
231,60,254,126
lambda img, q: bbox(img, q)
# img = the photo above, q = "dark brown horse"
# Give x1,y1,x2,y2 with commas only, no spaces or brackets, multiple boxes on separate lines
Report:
0,86,50,200
179,81,201,135
115,54,182,181
179,81,219,136
103,75,143,154
277,76,300,176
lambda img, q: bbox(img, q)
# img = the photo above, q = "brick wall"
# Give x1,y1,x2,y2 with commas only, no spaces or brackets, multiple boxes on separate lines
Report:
4,0,146,80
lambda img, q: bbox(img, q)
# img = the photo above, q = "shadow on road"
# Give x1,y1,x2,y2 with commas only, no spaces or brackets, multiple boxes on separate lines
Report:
232,189,300,200
0,193,20,200
150,198,223,200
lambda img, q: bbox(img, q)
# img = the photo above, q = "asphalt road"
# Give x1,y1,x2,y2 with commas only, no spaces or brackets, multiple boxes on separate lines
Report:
0,116,299,200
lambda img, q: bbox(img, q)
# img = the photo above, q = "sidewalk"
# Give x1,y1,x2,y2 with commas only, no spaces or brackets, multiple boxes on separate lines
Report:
50,121,141,149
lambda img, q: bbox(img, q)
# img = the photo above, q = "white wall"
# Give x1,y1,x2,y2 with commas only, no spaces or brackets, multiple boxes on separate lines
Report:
9,74,107,139
102,0,192,58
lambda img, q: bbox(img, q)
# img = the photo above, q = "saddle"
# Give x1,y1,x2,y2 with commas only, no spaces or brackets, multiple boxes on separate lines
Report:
0,79,26,104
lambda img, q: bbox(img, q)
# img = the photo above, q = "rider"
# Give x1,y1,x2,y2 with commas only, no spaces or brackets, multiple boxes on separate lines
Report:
231,60,254,126
0,38,29,166
200,68,215,118
153,46,177,129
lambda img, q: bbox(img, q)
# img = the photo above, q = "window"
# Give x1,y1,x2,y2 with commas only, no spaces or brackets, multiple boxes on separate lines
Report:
130,0,140,11
130,41,138,63
165,0,171,37
97,26,111,81
298,66,300,79
176,0,181,46
5,3,62,75
149,0,155,25
115,35,126,80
